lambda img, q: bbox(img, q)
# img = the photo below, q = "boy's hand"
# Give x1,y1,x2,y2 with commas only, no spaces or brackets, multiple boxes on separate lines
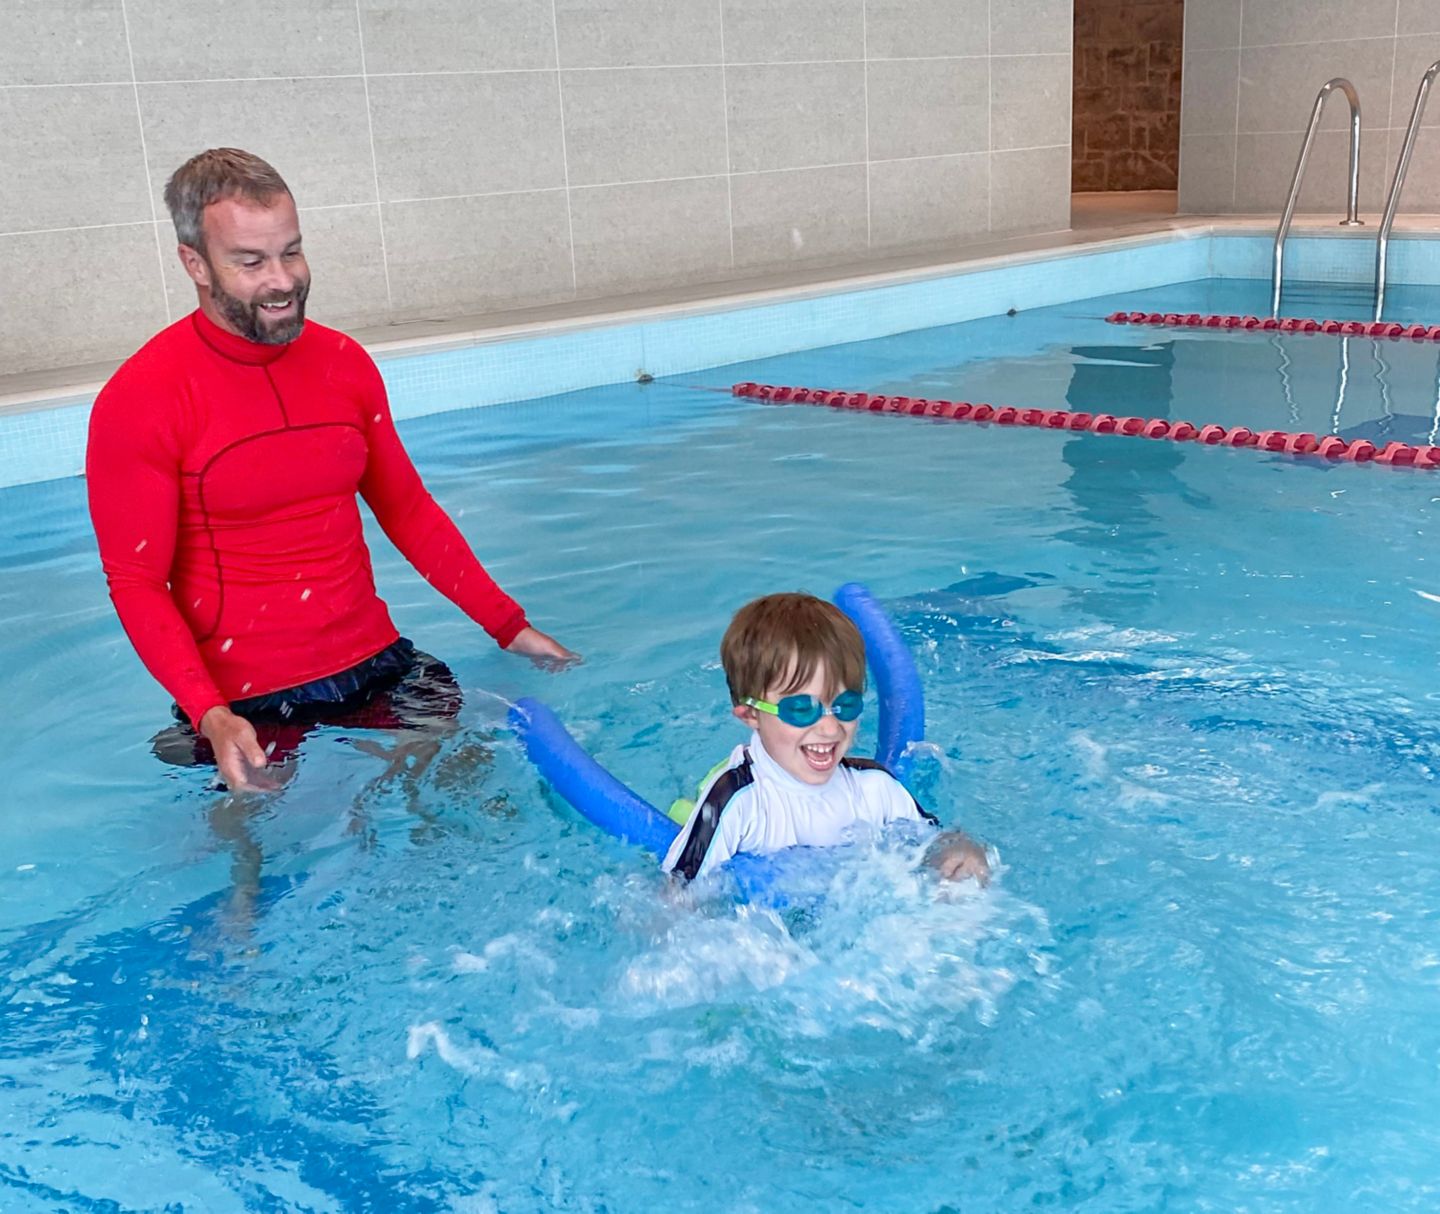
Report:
925,830,991,885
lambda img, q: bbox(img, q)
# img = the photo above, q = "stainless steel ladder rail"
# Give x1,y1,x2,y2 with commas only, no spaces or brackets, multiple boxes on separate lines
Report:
1271,78,1364,318
1373,59,1440,321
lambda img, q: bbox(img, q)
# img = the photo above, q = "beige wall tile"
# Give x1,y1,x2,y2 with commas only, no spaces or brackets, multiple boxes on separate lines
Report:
138,77,374,213
562,67,727,186
1184,0,1242,51
280,205,393,331
867,58,988,160
2,224,167,373
1233,128,1390,212
1242,0,1400,48
1238,40,1395,135
0,86,152,232
721,0,863,64
865,0,988,59
990,146,1070,233
992,55,1072,151
383,191,573,317
1389,34,1440,129
358,0,555,73
125,0,363,81
570,176,731,294
730,164,868,268
1386,127,1440,212
1400,0,1440,34
1180,48,1239,137
160,205,391,330
727,62,865,172
991,0,1073,56
0,0,130,85
554,0,721,68
1178,133,1236,212
368,71,564,200
869,152,988,249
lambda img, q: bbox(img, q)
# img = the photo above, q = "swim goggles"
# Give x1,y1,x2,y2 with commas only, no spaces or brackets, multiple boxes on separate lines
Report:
742,689,865,728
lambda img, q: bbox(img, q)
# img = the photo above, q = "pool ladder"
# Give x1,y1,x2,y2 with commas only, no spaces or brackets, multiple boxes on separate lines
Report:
1270,61,1440,321
1374,59,1440,320
1270,78,1363,319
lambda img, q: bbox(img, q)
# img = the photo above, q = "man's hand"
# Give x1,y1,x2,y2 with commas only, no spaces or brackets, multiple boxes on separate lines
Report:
926,830,991,885
505,626,581,671
199,705,279,792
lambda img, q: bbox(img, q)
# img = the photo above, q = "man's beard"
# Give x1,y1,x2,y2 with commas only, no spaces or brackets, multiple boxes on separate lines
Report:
209,271,310,346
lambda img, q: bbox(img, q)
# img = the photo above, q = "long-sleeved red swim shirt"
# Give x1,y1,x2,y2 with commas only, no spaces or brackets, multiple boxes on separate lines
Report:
87,309,528,726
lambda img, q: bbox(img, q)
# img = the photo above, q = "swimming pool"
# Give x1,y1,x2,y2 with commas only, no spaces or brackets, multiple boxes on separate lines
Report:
5,274,1440,1210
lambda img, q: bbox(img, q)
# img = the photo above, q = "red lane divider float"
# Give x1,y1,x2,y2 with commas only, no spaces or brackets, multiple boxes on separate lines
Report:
730,382,1440,471
1105,310,1440,340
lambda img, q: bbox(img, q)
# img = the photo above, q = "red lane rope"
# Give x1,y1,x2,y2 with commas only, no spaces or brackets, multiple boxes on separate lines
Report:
730,382,1440,470
1106,310,1440,340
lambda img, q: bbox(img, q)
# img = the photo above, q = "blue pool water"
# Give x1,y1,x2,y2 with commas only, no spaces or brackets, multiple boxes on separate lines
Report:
5,276,1440,1211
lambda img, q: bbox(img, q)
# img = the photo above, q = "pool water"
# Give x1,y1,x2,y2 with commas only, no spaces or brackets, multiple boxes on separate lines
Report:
5,277,1440,1211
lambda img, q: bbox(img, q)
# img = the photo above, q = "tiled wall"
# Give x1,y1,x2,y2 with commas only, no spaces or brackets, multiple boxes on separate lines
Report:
1072,0,1182,191
1179,0,1440,215
0,0,1074,376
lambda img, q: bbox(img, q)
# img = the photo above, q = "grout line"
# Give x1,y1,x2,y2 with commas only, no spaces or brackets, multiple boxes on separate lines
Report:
0,220,157,239
0,54,1060,90
719,0,735,268
1231,2,1243,210
549,1,578,293
117,0,172,324
354,1,394,313
863,0,872,247
987,0,993,233
0,145,1079,244
1386,1,1400,137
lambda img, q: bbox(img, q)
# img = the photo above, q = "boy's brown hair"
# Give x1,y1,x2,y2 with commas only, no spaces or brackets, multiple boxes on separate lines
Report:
163,148,292,254
721,593,867,704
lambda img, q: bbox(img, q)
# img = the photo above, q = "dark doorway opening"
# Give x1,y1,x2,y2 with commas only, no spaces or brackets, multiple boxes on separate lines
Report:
1071,0,1183,227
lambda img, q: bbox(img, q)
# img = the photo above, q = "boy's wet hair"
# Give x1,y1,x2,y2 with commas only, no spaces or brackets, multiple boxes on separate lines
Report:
721,593,866,705
164,147,292,254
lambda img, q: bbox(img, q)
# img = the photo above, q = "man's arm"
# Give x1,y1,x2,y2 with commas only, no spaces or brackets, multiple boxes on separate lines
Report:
353,359,577,666
86,388,272,791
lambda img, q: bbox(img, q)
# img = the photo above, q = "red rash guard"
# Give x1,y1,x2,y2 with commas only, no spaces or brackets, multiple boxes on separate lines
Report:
87,309,528,726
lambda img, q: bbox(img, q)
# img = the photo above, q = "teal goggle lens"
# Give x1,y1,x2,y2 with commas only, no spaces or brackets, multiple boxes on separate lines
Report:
767,689,865,727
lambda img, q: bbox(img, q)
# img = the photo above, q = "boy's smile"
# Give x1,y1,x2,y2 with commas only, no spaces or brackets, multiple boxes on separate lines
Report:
735,661,860,786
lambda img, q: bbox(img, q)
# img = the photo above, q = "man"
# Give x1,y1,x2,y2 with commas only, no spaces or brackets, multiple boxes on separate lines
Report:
87,148,575,792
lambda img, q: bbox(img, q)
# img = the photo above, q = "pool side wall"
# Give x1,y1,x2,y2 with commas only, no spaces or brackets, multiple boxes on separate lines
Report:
3,230,1439,490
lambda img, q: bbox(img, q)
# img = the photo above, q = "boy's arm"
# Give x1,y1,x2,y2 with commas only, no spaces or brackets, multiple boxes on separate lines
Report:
925,831,991,885
874,773,992,885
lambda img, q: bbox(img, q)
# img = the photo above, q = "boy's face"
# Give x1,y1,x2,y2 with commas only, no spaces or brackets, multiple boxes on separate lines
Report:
733,658,860,785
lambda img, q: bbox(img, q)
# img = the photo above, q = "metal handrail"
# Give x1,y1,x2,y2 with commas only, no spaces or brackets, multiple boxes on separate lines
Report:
1374,59,1440,321
1271,78,1363,318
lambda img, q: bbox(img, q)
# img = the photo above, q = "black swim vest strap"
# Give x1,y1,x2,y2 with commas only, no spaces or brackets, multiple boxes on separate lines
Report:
839,756,939,825
673,751,938,881
673,749,756,882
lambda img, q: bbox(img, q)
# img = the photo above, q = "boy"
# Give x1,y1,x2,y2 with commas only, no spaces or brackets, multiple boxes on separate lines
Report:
662,593,991,884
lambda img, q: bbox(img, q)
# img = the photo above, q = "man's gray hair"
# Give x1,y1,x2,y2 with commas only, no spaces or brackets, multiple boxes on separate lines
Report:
163,148,292,252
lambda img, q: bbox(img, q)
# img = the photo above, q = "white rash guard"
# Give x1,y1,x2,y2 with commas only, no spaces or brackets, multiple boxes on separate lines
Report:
662,731,927,881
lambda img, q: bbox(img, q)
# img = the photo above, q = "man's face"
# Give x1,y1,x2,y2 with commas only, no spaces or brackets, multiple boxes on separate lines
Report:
180,193,311,345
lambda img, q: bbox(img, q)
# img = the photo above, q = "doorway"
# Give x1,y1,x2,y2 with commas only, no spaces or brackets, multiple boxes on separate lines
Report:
1071,0,1183,227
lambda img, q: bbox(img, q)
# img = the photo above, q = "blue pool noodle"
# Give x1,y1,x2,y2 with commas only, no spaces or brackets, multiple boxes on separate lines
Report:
510,582,927,873
832,582,926,782
508,697,680,857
